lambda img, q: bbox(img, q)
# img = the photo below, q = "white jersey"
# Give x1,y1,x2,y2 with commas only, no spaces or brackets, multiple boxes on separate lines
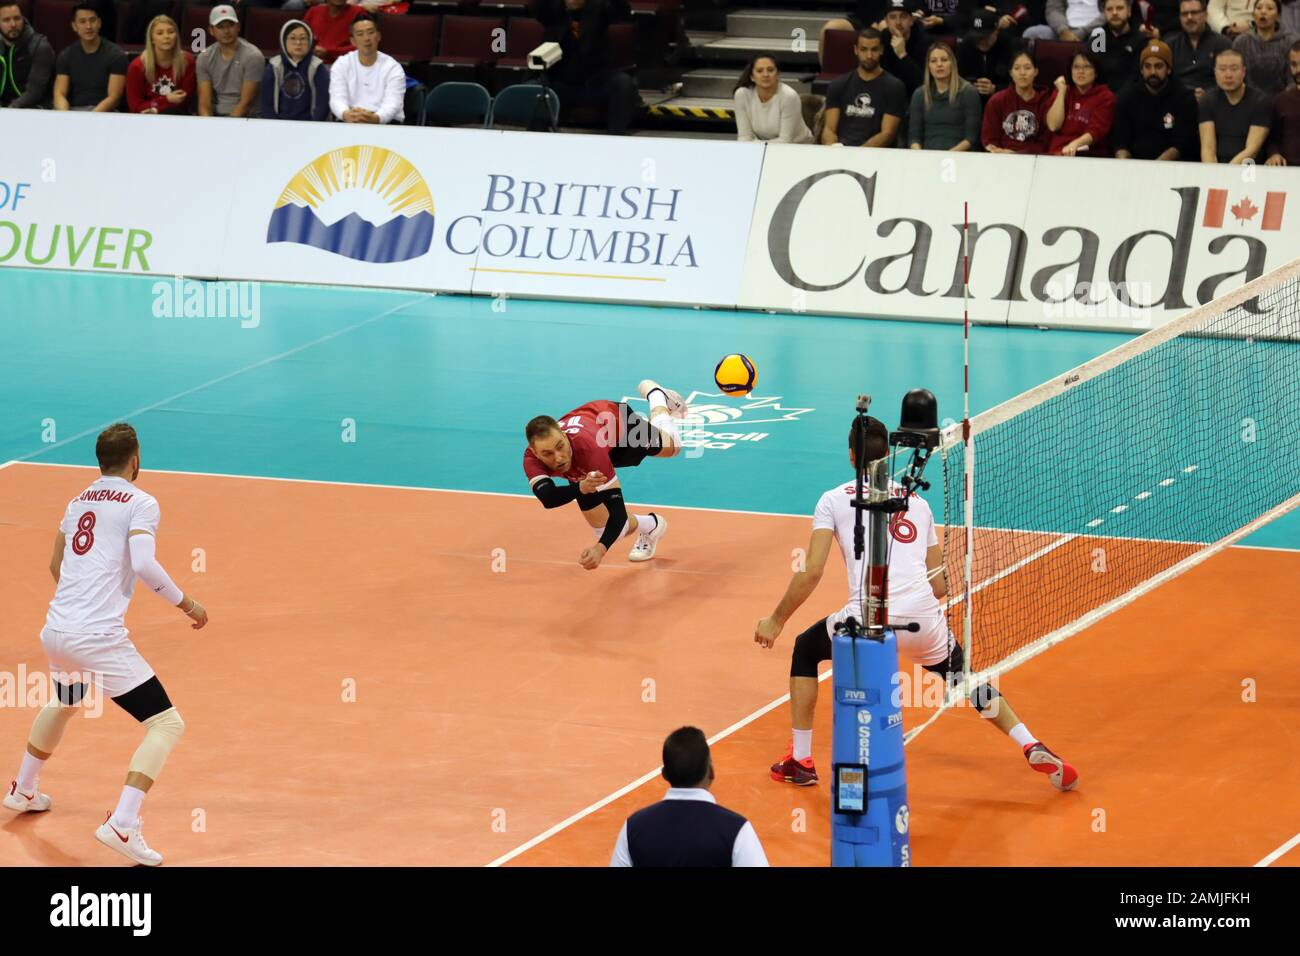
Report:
812,479,940,617
45,476,161,635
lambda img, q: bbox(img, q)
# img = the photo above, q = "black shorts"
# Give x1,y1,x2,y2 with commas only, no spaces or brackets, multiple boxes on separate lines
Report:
575,404,663,511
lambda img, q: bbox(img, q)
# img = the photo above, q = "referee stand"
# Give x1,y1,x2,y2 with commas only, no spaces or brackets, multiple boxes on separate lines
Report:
830,390,940,867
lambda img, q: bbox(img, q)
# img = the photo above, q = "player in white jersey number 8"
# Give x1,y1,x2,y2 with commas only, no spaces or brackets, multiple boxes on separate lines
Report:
754,416,1078,793
3,424,208,866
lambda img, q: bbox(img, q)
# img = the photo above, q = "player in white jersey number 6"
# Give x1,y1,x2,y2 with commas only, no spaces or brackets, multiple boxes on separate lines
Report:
754,416,1078,793
3,424,208,866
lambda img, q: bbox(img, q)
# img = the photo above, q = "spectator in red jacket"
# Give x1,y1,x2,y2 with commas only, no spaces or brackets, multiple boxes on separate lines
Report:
125,14,194,113
982,48,1052,151
304,0,363,62
1046,48,1117,154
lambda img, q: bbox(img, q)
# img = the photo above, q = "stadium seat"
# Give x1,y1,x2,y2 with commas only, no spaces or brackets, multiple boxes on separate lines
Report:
246,8,293,58
422,79,491,126
378,11,438,68
488,82,557,130
114,0,141,53
606,20,635,71
428,13,504,78
1031,38,1081,86
817,28,855,83
403,81,426,126
34,0,79,53
411,0,467,15
494,16,542,73
476,0,535,15
179,4,212,50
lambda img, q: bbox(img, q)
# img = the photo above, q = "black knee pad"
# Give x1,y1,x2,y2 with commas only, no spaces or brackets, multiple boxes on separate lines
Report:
56,681,88,706
968,681,1000,714
112,676,174,723
922,641,965,684
790,618,832,678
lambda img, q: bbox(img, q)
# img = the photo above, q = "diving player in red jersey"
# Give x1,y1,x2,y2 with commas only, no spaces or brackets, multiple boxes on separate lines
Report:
523,380,687,570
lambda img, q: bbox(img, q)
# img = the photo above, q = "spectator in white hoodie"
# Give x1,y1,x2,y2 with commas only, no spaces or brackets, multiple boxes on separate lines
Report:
328,12,404,123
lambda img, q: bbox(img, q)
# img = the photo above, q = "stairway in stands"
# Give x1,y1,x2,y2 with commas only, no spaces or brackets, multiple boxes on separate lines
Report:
646,5,840,129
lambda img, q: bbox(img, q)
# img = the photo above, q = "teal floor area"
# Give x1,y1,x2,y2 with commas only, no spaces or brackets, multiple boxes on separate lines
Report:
1,267,1295,550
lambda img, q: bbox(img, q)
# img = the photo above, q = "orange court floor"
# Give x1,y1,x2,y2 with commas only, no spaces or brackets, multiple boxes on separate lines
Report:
1,462,1297,867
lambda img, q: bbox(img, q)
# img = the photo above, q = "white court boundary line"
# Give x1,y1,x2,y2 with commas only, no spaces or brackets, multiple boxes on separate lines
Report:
485,670,836,868
4,460,1293,553
1255,832,1300,867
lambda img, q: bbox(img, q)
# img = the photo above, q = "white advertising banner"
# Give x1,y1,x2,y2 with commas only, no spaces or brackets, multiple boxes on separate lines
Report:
740,146,1300,331
5,109,1296,332
739,144,1034,325
1014,157,1299,330
0,110,763,308
0,111,236,276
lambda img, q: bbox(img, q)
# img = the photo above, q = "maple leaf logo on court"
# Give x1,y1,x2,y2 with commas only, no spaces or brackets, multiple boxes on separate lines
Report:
619,392,814,454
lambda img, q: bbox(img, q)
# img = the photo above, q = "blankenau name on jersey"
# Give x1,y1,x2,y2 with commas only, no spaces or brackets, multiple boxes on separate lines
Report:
78,489,134,503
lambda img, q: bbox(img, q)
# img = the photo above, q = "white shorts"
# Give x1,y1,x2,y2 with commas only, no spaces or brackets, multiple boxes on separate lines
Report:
40,626,156,699
824,601,952,667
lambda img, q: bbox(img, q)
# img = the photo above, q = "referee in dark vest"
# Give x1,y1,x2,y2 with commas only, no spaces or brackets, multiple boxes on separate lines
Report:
611,726,769,866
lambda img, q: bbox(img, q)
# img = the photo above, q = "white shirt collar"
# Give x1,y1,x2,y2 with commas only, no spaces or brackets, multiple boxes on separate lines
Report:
662,788,716,804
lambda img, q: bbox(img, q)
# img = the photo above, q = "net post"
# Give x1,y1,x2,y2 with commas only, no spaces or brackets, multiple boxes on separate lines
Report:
961,200,974,686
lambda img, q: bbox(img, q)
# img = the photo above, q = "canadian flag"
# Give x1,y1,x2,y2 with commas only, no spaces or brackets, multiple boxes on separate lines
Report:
1203,189,1286,230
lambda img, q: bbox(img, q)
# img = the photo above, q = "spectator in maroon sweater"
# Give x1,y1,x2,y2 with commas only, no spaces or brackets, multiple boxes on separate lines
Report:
1265,40,1300,163
983,48,1052,151
125,14,194,113
304,0,362,63
1046,48,1117,154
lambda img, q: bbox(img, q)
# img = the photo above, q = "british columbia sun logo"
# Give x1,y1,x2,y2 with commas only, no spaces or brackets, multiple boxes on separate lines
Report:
266,146,435,263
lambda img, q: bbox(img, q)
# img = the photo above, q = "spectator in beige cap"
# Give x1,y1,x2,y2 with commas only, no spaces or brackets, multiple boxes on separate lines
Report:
1112,39,1201,159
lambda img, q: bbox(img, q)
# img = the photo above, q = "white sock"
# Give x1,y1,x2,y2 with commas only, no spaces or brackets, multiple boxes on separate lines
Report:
1009,723,1035,748
16,753,44,792
633,514,656,537
111,785,147,829
646,387,668,410
792,729,813,762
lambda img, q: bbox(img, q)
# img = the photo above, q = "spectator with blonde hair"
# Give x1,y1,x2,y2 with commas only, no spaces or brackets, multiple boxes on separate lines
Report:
733,53,813,143
1233,0,1300,94
908,42,981,149
125,15,194,113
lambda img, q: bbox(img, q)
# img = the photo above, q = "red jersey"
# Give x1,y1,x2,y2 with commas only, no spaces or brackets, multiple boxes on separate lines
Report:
523,400,622,486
